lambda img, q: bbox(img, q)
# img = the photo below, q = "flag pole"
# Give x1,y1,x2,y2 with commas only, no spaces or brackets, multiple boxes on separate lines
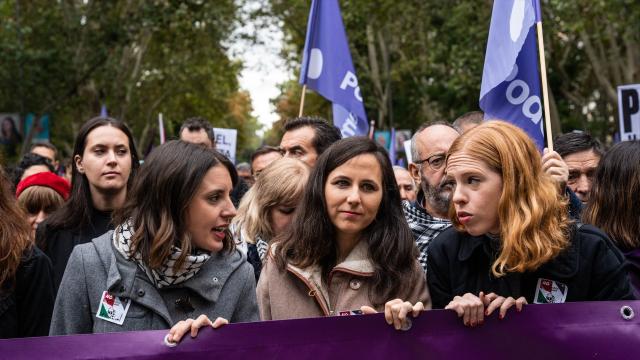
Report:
536,21,553,151
298,85,307,117
368,120,375,139
158,113,165,144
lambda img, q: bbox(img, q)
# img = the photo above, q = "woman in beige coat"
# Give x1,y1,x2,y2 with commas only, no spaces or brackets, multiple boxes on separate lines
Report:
258,137,430,321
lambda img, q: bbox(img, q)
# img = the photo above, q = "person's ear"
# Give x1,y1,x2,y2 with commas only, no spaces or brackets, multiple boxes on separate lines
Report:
409,163,420,183
74,154,84,174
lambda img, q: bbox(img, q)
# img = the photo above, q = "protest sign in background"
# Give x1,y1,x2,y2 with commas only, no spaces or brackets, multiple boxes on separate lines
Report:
618,84,640,141
213,127,237,163
2,301,639,359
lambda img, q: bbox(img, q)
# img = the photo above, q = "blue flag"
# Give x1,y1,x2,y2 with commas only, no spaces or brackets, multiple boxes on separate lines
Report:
389,127,397,165
300,0,368,137
480,0,545,149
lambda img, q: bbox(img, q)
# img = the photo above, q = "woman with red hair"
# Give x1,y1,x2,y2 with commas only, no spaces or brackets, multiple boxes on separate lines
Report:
387,121,634,328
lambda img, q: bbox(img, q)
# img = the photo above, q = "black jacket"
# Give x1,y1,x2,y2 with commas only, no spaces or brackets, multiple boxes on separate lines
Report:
0,246,55,338
38,208,113,292
427,224,635,309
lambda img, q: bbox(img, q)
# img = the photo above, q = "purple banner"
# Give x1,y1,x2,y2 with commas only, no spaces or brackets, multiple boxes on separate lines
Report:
2,301,639,359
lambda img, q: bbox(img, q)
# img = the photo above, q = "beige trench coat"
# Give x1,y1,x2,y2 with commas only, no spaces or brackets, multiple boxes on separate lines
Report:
257,241,431,320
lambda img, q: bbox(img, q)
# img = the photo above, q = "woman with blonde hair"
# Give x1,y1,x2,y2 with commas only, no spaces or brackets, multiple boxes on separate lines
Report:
389,121,633,329
232,157,310,280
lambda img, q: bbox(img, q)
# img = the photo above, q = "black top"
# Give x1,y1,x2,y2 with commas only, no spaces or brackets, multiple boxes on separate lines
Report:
230,178,249,208
427,224,635,309
247,243,262,282
39,208,113,292
0,246,55,338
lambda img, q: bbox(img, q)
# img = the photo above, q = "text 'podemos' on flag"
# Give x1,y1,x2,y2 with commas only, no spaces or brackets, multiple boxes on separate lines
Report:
299,0,368,138
480,0,545,150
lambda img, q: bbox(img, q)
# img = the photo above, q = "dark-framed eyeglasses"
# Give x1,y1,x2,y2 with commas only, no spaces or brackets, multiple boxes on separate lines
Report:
414,153,446,171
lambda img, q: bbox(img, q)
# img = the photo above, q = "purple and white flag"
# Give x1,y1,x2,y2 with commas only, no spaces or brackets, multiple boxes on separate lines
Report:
300,0,368,137
480,0,545,149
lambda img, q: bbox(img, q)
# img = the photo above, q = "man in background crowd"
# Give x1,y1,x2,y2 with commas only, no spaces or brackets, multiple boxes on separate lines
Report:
179,117,215,148
452,111,484,133
405,121,460,272
279,117,341,167
236,162,253,187
393,166,417,202
251,145,282,179
30,141,59,170
554,131,603,206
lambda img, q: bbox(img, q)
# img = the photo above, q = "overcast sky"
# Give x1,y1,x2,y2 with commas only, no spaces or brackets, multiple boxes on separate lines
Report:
229,2,291,136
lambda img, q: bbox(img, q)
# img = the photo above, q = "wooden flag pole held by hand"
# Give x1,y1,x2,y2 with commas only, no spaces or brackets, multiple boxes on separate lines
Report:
536,21,553,151
298,85,307,117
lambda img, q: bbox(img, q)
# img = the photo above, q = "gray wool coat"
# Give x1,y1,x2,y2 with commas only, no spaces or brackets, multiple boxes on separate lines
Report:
50,230,259,335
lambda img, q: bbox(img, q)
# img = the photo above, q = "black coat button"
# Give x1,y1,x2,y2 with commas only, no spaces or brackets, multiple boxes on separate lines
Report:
137,289,145,297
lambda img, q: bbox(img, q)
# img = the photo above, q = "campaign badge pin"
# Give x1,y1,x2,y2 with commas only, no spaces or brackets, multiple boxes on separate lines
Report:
338,309,363,316
534,278,568,304
96,291,131,325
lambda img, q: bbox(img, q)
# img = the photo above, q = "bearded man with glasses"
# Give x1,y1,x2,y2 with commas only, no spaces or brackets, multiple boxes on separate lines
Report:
404,121,460,273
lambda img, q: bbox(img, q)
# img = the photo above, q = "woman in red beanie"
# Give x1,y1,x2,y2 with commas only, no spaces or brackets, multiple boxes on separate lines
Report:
16,172,70,239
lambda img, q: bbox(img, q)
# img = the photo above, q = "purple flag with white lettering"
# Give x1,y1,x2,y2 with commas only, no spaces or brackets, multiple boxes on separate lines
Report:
480,0,545,150
300,0,368,137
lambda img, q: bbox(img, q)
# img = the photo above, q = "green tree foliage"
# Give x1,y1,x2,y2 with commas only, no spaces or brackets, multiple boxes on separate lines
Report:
263,0,639,144
0,0,260,161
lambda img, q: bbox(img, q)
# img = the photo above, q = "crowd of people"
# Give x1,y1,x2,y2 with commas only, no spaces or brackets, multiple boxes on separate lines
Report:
0,113,637,342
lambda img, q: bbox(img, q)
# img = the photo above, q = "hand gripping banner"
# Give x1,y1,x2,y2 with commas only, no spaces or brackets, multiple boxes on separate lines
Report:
1,301,639,359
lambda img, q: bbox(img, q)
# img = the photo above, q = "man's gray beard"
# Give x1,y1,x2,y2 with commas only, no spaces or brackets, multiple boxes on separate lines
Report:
423,181,450,215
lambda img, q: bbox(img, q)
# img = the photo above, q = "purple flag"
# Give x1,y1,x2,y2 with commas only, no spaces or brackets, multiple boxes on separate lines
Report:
100,104,108,117
480,0,545,150
389,127,397,165
1,301,639,359
300,0,368,138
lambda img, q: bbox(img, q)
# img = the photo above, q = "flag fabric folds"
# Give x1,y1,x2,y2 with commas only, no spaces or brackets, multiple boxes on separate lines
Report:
300,0,368,138
480,0,545,150
2,301,639,359
389,127,397,165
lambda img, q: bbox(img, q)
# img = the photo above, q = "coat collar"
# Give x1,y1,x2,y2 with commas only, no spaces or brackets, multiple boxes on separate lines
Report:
457,232,486,261
284,240,374,315
92,230,246,303
456,229,580,278
286,240,375,279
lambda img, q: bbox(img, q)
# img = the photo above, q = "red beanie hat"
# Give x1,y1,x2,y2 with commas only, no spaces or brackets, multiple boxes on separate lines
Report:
16,172,71,200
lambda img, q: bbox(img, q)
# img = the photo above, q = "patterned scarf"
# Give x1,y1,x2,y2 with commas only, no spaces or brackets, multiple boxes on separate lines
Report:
256,234,269,261
113,221,210,289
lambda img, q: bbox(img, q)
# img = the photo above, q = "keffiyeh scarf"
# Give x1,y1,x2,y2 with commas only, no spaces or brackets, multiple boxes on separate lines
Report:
113,221,210,289
255,235,269,261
